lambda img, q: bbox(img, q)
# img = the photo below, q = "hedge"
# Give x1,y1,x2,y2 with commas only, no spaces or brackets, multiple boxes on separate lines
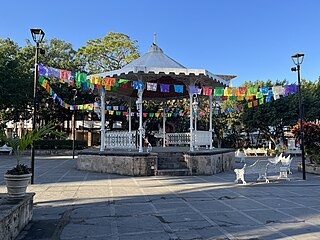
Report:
34,140,87,150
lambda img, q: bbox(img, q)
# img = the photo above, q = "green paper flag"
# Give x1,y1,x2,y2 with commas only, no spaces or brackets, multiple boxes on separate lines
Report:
248,86,258,96
38,76,44,84
256,91,263,99
214,87,224,96
259,98,264,105
118,79,129,83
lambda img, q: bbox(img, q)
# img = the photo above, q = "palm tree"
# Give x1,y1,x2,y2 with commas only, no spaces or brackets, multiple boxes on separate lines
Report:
2,123,65,174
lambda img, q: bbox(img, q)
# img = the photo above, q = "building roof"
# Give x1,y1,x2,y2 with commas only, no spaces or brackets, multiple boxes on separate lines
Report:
125,43,186,69
94,43,236,100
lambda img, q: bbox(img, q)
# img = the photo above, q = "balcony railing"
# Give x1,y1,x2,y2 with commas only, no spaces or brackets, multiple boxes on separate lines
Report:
105,130,211,150
105,131,137,150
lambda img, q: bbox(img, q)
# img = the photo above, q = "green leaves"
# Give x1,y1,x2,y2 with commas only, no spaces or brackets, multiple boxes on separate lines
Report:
78,32,140,73
0,38,32,122
2,122,65,164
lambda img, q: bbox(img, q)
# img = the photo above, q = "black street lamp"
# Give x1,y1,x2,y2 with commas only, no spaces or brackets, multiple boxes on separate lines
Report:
72,89,77,159
30,28,45,184
291,53,306,180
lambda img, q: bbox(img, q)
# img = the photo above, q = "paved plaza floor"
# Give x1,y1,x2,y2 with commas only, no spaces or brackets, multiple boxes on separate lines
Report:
1,154,320,239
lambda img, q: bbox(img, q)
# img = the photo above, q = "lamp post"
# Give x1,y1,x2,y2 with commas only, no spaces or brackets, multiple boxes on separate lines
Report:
72,89,77,159
291,53,306,180
30,28,45,184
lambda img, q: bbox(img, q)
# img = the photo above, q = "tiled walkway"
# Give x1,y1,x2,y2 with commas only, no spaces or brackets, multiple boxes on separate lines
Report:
1,155,320,239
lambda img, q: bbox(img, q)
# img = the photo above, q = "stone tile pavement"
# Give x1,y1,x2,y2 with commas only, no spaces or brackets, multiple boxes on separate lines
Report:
1,154,320,239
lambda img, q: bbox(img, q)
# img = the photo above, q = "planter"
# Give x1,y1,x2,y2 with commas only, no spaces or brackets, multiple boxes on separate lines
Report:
4,174,32,198
298,163,320,175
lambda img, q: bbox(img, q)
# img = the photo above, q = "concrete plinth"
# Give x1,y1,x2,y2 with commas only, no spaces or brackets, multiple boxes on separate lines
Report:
185,150,235,175
77,148,235,176
0,193,35,240
77,151,157,176
299,163,320,175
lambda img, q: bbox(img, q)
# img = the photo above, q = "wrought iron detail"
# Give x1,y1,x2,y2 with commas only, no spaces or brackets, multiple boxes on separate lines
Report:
105,131,137,150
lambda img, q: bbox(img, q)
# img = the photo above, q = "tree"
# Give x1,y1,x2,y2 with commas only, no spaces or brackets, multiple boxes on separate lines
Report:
78,32,140,73
241,79,298,148
2,122,65,174
291,121,320,164
0,38,32,125
18,38,88,128
300,79,320,121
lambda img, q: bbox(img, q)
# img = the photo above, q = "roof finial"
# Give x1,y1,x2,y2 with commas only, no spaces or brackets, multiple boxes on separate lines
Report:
153,32,157,45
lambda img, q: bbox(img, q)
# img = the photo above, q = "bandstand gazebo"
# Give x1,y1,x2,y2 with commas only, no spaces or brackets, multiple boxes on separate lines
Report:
77,40,236,176
95,41,235,152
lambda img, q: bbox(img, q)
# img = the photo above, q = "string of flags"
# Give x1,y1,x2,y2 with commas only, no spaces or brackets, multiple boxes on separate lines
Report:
38,64,297,99
38,76,191,117
38,64,298,115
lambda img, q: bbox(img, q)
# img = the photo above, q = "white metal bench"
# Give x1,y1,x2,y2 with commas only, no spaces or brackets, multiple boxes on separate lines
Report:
234,160,269,184
266,161,290,181
255,148,268,156
268,154,292,173
243,149,257,156
235,149,245,163
243,148,268,156
0,144,13,155
235,154,293,184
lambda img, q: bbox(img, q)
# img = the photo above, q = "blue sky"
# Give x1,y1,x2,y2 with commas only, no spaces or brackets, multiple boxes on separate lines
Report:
1,0,319,86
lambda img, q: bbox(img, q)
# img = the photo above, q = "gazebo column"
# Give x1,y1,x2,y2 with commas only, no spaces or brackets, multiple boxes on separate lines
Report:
209,94,213,149
100,87,106,151
162,107,166,147
189,92,194,151
128,99,132,133
128,99,133,149
137,89,144,152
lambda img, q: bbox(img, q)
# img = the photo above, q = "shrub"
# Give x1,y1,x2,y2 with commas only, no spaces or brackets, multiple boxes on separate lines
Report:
34,140,87,150
291,121,320,164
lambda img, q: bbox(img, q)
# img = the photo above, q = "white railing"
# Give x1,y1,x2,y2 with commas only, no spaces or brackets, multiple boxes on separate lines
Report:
166,133,191,145
105,130,211,150
193,130,211,149
166,131,211,149
105,131,137,150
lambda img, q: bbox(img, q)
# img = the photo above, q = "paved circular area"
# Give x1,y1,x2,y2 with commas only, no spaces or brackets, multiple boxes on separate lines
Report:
1,155,320,239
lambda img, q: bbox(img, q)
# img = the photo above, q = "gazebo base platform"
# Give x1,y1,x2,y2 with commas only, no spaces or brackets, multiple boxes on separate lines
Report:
77,147,235,176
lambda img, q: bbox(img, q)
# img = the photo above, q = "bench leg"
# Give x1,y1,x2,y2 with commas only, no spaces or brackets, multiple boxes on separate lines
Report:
240,172,247,184
234,170,246,184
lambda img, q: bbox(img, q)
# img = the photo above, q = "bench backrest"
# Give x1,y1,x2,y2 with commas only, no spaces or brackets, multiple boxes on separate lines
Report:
281,155,292,166
244,160,268,174
267,161,282,173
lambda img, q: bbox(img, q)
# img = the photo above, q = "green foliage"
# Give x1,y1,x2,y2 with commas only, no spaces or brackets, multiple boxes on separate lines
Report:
291,121,320,164
2,123,65,168
78,32,140,73
6,164,31,175
241,79,297,147
20,38,89,125
34,139,86,150
0,38,32,123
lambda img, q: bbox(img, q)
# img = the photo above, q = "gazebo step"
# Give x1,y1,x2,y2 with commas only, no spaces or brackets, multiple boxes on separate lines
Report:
158,162,188,169
157,157,186,163
157,152,185,159
156,169,190,176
